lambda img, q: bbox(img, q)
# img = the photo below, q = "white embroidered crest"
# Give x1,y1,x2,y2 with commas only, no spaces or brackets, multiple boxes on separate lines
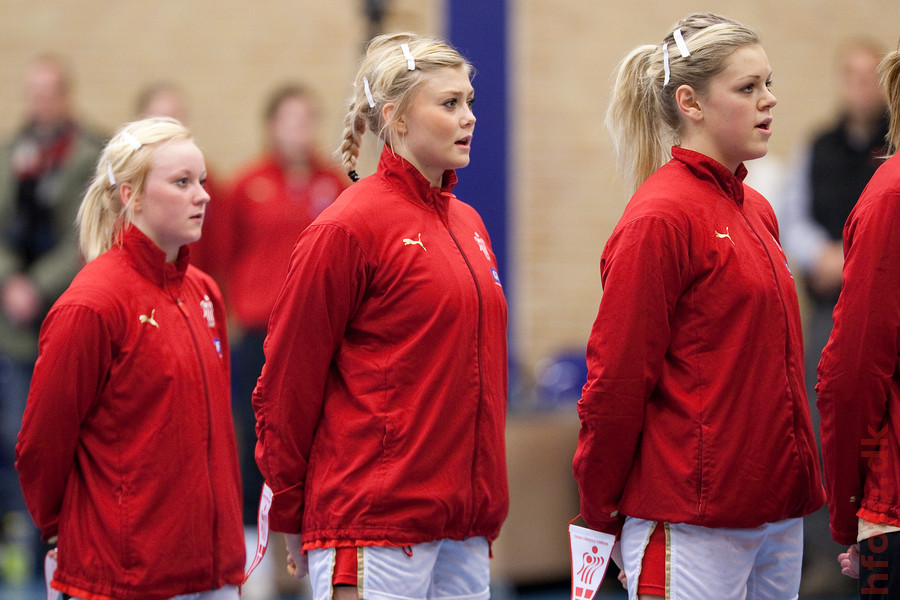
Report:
201,295,216,328
474,231,491,261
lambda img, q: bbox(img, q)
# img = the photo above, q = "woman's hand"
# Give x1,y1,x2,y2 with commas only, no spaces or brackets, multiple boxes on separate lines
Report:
285,533,308,579
838,544,860,579
612,540,627,589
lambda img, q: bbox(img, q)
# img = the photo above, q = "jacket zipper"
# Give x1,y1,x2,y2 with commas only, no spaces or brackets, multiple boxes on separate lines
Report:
738,212,814,493
175,295,220,589
446,225,485,538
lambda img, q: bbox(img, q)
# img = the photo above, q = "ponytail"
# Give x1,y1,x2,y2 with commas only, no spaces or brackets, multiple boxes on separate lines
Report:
880,48,900,155
606,44,670,195
340,98,369,181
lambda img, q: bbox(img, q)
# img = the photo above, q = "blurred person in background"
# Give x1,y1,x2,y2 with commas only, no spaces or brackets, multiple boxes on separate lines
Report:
135,81,190,124
779,38,888,597
134,81,225,281
0,53,103,585
134,78,278,600
211,83,346,534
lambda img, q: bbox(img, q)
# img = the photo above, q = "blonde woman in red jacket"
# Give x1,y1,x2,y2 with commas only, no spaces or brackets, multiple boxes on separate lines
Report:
16,118,245,600
817,43,900,598
252,33,508,600
573,13,824,600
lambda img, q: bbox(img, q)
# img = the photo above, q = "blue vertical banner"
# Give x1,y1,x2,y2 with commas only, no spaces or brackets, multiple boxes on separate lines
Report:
447,0,509,293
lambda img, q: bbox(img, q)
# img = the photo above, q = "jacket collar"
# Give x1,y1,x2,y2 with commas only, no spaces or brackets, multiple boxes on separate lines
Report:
671,146,748,205
118,226,189,291
376,145,458,214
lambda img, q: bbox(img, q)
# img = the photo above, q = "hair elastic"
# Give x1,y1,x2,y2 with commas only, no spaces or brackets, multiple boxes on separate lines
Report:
107,161,116,186
348,170,360,182
400,43,415,70
362,76,376,108
121,131,142,150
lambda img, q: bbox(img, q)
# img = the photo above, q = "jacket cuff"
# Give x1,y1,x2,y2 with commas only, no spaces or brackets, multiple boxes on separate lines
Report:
268,481,304,534
581,510,624,538
830,524,859,547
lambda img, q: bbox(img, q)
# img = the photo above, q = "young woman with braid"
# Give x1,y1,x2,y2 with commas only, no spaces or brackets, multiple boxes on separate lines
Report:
251,33,508,600
573,13,824,599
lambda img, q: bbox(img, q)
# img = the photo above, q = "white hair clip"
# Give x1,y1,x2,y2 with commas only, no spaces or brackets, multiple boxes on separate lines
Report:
673,28,691,57
663,43,671,85
362,76,376,108
401,43,415,70
121,131,142,150
107,161,116,186
663,29,691,86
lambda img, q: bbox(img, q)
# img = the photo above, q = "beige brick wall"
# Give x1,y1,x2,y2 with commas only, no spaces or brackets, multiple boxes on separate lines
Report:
2,0,898,377
0,0,443,174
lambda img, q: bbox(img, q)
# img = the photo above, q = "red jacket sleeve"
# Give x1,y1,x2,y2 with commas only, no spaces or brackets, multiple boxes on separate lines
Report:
15,305,110,541
816,194,900,546
573,216,690,535
252,223,369,533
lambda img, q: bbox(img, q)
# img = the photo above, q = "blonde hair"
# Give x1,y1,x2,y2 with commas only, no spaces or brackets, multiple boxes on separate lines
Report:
78,117,193,261
879,44,900,154
339,32,473,180
606,13,761,194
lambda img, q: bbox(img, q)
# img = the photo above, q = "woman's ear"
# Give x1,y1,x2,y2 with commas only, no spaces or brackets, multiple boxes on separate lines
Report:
675,84,703,123
382,102,407,136
119,182,139,212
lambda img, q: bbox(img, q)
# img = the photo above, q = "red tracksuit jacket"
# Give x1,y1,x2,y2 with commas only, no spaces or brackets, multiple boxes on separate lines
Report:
253,147,509,548
574,147,825,536
817,151,900,546
16,228,245,600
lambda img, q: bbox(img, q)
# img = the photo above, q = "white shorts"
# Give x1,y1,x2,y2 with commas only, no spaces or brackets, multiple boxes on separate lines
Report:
308,538,490,600
620,517,803,600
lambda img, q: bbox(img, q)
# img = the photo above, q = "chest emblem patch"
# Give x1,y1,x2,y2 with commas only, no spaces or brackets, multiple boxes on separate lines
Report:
473,231,492,261
139,309,159,328
403,233,426,251
715,227,735,246
201,295,216,328
769,233,794,279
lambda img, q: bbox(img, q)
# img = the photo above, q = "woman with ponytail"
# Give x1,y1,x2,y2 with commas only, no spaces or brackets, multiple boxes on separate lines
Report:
818,41,900,598
252,32,508,600
573,13,824,599
16,117,245,600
